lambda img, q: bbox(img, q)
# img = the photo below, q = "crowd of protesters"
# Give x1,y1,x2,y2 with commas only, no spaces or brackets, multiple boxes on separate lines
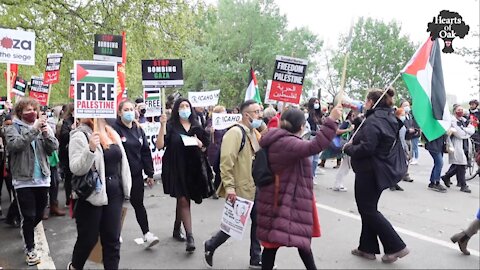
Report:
0,92,478,269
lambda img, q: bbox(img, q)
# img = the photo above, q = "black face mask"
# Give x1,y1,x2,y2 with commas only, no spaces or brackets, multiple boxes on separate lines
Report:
140,109,146,115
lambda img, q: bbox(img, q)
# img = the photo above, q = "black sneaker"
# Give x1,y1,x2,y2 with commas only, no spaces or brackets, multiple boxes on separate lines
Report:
460,186,471,193
249,261,262,269
203,241,213,268
441,176,451,188
395,184,404,191
428,183,447,193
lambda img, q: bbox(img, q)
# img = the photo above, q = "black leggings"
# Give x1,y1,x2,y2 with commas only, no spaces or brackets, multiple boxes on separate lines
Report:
130,174,149,235
261,247,317,270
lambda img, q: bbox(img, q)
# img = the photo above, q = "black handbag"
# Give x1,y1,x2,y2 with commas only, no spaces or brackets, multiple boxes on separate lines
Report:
71,132,99,200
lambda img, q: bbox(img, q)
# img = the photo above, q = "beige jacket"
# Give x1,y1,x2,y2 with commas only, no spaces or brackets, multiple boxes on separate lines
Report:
69,124,132,206
217,123,260,201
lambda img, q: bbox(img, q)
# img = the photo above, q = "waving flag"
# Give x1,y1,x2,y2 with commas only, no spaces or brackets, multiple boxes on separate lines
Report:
401,38,451,141
244,67,262,103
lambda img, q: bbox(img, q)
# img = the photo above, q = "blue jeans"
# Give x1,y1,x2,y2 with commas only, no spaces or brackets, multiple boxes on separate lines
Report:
412,137,420,159
311,153,319,177
428,150,443,183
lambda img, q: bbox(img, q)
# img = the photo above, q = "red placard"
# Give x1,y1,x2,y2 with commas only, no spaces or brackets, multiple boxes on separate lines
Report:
44,70,60,84
268,81,303,104
29,91,48,106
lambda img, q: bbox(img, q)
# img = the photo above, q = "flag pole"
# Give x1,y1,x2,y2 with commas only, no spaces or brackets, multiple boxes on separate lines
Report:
336,18,355,107
47,84,52,106
347,72,402,143
6,64,11,103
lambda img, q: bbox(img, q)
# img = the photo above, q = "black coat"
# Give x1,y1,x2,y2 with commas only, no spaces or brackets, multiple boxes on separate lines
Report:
403,113,421,140
344,107,406,190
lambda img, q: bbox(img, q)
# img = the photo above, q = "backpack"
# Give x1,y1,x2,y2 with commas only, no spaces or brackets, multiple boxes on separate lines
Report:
252,146,274,187
212,124,247,176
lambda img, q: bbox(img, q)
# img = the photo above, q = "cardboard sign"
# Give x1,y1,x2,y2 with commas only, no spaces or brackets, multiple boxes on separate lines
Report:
269,55,308,104
74,61,117,118
141,59,183,87
12,77,26,96
220,196,254,240
140,122,163,176
188,89,220,107
143,88,162,117
43,53,63,84
93,34,123,63
29,91,48,106
69,69,74,99
212,113,242,130
0,28,36,65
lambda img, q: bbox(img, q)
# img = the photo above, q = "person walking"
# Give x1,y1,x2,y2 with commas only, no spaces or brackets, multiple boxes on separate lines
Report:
399,100,417,181
204,100,263,269
112,100,159,248
441,105,475,193
157,98,214,253
424,131,448,193
450,208,480,255
58,103,75,207
257,106,341,270
343,88,410,264
68,118,132,270
306,98,324,180
206,105,229,194
4,97,59,266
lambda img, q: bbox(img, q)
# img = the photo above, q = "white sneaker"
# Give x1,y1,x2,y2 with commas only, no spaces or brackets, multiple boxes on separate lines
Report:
143,232,160,248
313,180,318,185
119,236,123,243
333,186,348,192
26,249,41,266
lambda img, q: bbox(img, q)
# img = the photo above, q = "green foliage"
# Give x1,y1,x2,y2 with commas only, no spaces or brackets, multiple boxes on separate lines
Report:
332,17,416,103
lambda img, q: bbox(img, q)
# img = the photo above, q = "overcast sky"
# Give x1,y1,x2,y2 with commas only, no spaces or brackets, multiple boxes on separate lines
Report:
274,0,480,103
206,0,480,103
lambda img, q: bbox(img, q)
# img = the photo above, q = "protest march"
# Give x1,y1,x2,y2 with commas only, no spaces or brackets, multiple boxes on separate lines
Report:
0,0,479,269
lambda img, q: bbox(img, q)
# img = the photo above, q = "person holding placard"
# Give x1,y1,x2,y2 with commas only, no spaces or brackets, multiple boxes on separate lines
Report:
112,100,159,248
3,97,59,266
68,118,132,270
156,98,213,253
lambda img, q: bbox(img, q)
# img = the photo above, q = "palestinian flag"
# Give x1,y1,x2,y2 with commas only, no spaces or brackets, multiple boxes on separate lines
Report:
401,38,451,141
144,88,160,101
244,67,262,103
76,63,116,84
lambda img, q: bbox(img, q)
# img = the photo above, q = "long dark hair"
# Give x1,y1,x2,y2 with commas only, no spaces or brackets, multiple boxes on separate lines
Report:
169,98,199,127
307,97,322,124
280,108,306,134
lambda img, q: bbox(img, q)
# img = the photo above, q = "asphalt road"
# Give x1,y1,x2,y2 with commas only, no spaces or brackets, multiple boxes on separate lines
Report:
0,146,479,269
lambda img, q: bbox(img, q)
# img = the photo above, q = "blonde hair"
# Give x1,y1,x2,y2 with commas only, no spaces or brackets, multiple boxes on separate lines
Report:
213,105,226,113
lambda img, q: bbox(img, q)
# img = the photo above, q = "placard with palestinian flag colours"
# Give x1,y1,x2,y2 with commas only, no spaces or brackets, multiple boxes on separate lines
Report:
12,76,26,96
0,96,6,115
401,38,451,141
93,34,123,64
43,53,63,84
143,88,162,117
74,60,117,118
29,76,49,106
141,59,184,87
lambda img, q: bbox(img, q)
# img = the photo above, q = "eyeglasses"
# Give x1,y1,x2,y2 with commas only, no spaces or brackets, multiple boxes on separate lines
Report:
247,110,261,115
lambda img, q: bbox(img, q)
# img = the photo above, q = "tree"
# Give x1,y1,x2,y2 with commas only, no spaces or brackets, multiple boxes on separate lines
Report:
332,17,416,103
457,29,480,94
183,0,323,108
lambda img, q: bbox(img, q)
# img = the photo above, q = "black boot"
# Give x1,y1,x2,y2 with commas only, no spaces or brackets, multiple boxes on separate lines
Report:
186,233,195,253
173,221,186,242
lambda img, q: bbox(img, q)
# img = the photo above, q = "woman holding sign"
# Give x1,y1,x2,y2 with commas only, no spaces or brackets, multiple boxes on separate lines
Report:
157,98,214,253
68,117,131,270
112,100,160,248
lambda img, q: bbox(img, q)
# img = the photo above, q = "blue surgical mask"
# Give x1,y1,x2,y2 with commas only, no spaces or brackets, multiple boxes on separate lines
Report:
313,103,320,110
122,111,135,122
251,118,263,129
399,116,406,122
179,109,191,120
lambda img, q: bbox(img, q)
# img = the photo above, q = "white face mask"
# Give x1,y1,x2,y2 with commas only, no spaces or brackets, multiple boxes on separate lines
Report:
304,113,309,120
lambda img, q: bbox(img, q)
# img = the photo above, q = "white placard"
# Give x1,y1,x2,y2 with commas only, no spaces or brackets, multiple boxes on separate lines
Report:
143,88,162,117
0,28,36,65
212,113,242,130
180,134,198,146
188,89,220,107
140,122,163,176
220,196,254,240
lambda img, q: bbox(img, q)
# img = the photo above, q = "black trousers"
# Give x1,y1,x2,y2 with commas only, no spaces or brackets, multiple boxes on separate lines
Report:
62,165,73,205
15,187,49,251
0,161,13,202
354,171,406,254
262,247,317,270
205,201,261,264
71,175,124,270
49,166,60,205
444,164,467,187
130,173,149,235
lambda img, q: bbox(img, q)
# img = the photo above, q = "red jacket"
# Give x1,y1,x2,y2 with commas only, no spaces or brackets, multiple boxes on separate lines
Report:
256,118,337,250
267,116,279,129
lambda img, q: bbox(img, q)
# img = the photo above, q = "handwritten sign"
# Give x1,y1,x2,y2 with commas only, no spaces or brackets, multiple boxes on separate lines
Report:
212,113,242,130
188,89,220,107
220,196,254,240
74,60,117,118
269,55,308,104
